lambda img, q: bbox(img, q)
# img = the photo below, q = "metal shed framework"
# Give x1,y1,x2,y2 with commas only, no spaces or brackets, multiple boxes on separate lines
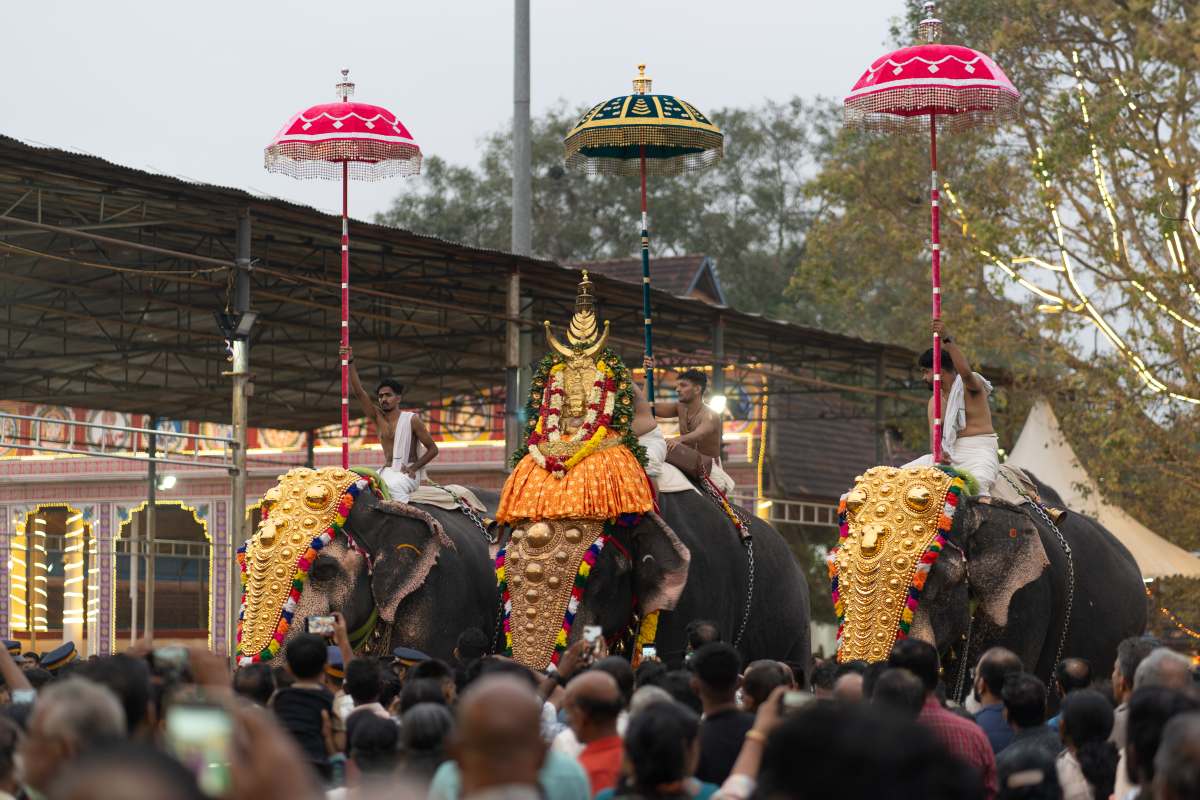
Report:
0,135,928,652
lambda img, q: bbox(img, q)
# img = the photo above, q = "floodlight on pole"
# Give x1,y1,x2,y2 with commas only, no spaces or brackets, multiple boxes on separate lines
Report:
157,474,177,491
707,394,727,414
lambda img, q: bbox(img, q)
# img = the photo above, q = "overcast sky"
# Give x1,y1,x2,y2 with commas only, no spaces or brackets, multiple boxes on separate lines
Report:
5,0,901,221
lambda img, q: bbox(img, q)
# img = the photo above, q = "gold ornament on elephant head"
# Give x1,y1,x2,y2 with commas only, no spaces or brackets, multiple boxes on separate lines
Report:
834,466,953,662
239,467,360,659
544,270,610,419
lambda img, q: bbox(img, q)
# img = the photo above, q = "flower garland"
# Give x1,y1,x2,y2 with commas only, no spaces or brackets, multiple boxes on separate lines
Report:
495,548,513,655
828,467,968,659
524,361,617,476
632,610,660,667
236,477,376,666
510,349,646,470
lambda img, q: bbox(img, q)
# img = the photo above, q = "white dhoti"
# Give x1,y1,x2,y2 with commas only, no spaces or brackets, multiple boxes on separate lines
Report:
380,411,425,502
904,433,1000,496
379,467,419,502
903,372,999,495
638,427,667,477
640,427,697,495
709,461,735,497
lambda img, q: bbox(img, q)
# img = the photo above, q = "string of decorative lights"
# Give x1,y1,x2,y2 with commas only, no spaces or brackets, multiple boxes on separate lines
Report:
1144,584,1200,641
940,48,1199,405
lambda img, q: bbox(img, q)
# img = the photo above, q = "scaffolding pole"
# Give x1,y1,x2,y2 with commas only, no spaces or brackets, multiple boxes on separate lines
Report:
145,420,157,644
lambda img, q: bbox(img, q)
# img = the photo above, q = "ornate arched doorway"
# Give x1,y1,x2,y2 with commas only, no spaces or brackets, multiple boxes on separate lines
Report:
9,504,91,649
116,502,211,644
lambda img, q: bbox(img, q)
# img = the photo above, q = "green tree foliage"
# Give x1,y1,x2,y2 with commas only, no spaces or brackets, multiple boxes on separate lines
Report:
376,101,819,316
796,0,1200,547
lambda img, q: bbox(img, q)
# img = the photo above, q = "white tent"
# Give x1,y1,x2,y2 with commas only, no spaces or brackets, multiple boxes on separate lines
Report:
1008,399,1200,579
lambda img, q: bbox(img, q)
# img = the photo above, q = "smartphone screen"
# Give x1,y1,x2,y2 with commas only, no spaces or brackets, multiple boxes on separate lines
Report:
781,690,815,713
165,705,233,797
642,646,657,660
153,645,188,672
582,625,602,644
305,615,336,637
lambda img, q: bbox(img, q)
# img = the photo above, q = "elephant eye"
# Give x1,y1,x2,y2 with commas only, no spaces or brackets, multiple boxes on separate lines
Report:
309,554,339,583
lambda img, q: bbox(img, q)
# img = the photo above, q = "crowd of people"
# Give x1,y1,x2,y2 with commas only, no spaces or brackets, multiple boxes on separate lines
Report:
1,619,1198,800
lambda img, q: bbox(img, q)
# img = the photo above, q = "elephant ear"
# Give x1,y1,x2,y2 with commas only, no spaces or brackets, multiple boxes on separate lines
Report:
962,499,1050,628
351,499,455,624
633,512,691,615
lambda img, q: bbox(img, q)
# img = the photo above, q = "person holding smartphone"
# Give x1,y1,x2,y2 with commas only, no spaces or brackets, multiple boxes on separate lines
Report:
270,632,343,783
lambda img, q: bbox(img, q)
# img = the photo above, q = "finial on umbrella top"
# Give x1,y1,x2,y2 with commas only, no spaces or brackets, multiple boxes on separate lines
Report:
336,68,355,102
918,2,943,43
632,64,652,95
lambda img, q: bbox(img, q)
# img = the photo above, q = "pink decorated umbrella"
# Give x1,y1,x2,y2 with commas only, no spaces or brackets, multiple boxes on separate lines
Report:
265,70,422,468
844,3,1018,462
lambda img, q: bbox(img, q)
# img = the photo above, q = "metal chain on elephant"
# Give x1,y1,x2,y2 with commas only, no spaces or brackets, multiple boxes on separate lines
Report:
733,537,755,648
952,605,975,705
426,479,496,544
699,476,755,647
998,470,1076,695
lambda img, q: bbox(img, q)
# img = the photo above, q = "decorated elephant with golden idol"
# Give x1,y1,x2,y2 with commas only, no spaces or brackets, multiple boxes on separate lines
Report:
830,464,1144,706
493,272,809,671
237,271,810,671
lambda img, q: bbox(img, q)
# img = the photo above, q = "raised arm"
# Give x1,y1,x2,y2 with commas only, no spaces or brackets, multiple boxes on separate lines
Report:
0,648,32,695
931,321,983,391
641,356,677,417
341,345,379,423
405,415,439,476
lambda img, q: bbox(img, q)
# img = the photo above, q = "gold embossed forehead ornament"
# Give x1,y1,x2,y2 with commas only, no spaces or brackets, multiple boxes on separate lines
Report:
500,519,606,672
831,466,967,663
238,467,365,663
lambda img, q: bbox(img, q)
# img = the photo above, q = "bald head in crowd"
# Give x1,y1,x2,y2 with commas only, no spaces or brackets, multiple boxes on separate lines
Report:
1134,648,1194,692
565,671,623,744
451,675,547,794
20,678,126,795
832,673,864,703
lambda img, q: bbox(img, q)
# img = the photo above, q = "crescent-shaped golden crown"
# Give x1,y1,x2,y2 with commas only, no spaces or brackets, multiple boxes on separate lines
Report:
545,270,609,358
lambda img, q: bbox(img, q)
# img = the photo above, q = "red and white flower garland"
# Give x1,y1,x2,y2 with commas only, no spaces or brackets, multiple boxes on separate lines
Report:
527,361,617,477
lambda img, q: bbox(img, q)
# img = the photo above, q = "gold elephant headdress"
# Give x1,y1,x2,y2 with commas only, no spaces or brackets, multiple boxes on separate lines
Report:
829,465,969,663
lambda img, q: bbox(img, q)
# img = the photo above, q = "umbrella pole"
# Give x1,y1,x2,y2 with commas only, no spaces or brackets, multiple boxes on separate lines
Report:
640,145,654,399
929,113,943,464
341,160,350,470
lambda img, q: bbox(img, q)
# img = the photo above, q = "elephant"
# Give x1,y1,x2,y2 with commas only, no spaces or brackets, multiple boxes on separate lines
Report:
909,471,1145,706
499,488,811,674
238,467,500,664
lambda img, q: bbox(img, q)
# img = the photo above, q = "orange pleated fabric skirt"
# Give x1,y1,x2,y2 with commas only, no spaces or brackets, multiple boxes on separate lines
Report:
496,446,655,523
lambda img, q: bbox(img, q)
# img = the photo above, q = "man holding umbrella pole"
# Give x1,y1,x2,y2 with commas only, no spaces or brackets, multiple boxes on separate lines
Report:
903,320,998,496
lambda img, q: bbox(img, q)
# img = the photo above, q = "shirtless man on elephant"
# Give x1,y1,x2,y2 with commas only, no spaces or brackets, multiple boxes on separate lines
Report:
341,345,439,501
636,357,732,495
903,320,999,495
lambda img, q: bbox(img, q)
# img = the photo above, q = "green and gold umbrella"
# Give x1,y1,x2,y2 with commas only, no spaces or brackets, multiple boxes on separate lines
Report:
564,65,723,398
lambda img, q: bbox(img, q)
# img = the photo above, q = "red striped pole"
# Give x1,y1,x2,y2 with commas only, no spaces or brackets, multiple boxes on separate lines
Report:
930,113,943,464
